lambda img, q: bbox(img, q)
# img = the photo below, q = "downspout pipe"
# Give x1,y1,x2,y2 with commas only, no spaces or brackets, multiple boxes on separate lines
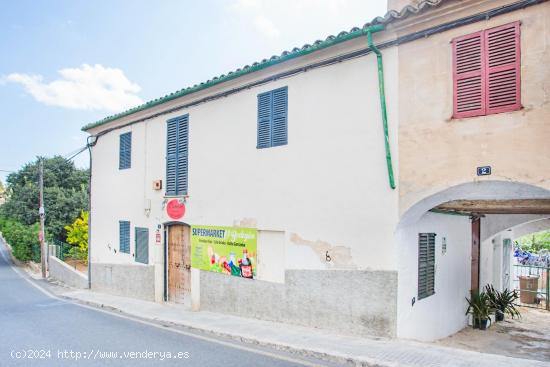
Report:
364,24,396,190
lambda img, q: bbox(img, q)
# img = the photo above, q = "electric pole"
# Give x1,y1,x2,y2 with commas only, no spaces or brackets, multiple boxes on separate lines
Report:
39,159,46,278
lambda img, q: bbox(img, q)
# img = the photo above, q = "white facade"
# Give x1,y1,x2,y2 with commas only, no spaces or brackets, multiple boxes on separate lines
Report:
88,37,403,337
86,0,550,341
86,34,525,342
397,212,472,341
90,40,400,272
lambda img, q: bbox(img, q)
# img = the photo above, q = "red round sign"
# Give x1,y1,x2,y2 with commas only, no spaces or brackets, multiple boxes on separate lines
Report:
167,199,186,219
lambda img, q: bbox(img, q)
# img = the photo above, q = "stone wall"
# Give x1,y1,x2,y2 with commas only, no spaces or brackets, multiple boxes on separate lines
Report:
200,269,397,338
49,256,88,289
91,263,155,301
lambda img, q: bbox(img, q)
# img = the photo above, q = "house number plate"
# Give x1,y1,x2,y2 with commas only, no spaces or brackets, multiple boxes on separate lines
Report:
477,166,491,176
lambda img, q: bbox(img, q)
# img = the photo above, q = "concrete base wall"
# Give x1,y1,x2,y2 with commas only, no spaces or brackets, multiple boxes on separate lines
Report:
49,256,88,289
91,263,155,301
200,269,397,338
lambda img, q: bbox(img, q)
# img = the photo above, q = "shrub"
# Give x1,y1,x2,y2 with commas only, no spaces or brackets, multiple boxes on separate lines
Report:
65,211,88,253
0,216,40,262
485,284,521,320
67,246,88,262
65,211,88,264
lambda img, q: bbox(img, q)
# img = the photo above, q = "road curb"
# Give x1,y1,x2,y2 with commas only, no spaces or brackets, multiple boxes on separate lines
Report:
56,292,386,367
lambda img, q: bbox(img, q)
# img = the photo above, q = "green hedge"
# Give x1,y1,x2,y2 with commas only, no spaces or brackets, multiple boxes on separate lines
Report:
0,216,40,262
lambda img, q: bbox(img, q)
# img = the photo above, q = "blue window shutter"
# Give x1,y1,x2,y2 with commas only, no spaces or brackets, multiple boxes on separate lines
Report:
119,132,132,169
177,116,189,195
135,227,149,264
257,87,287,149
166,120,178,195
257,92,272,148
119,221,130,253
418,233,436,300
166,115,189,196
271,87,288,147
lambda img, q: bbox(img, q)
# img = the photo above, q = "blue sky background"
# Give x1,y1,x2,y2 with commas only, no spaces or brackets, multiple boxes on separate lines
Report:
0,0,386,182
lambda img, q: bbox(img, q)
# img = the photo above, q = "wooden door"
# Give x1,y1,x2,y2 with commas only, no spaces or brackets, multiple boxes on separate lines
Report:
167,224,191,303
471,218,480,293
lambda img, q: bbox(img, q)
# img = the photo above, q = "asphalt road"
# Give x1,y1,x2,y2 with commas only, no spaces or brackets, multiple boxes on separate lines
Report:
0,241,333,367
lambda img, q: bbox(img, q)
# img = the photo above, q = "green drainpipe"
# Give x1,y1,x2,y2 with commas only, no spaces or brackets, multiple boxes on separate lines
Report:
365,24,396,190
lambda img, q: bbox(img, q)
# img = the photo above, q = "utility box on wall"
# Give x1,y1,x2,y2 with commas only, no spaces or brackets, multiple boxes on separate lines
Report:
152,180,162,190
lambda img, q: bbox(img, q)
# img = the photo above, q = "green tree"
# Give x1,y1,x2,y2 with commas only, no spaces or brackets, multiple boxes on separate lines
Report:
0,179,5,203
517,230,550,252
0,156,89,241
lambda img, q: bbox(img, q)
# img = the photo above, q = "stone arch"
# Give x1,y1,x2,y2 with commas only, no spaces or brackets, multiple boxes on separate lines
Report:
395,180,550,341
398,180,550,228
511,217,550,239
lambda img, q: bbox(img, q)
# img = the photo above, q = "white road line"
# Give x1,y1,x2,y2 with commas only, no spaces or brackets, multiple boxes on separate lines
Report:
0,242,322,367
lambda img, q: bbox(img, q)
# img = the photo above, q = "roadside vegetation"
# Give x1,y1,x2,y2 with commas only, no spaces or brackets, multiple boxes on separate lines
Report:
65,211,89,264
516,230,550,252
0,156,88,262
0,179,5,202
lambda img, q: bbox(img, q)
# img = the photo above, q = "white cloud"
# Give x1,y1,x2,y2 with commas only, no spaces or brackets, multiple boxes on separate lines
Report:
253,15,280,38
5,64,143,112
229,0,386,42
234,0,261,11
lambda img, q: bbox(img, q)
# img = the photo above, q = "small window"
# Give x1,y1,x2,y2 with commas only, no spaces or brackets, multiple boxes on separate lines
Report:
452,21,520,118
257,87,288,149
135,227,149,264
418,233,436,300
166,115,189,196
119,220,130,253
119,132,132,169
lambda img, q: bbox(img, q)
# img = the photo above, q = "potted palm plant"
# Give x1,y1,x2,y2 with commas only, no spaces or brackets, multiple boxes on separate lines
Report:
484,284,521,322
466,291,492,330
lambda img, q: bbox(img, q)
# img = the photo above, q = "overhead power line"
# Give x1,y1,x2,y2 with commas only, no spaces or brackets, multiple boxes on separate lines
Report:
65,146,89,162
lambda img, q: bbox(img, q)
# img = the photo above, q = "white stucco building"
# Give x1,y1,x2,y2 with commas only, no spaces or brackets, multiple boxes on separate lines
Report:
84,0,550,341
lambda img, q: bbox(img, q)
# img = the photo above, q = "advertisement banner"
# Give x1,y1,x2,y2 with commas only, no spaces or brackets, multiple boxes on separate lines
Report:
191,225,257,279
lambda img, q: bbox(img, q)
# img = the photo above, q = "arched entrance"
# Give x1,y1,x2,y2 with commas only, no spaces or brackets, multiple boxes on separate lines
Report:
484,216,550,310
396,180,550,341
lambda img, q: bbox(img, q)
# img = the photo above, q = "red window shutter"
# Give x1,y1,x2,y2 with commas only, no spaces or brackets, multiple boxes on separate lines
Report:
452,31,486,118
484,21,521,114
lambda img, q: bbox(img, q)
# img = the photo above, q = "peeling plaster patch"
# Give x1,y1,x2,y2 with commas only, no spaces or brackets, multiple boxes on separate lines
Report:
233,218,257,228
289,233,356,269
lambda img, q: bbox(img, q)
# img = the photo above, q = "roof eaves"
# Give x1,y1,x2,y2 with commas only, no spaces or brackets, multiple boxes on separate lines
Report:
82,0,444,132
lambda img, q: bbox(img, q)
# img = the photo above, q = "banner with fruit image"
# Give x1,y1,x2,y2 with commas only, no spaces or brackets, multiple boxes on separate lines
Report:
191,225,257,279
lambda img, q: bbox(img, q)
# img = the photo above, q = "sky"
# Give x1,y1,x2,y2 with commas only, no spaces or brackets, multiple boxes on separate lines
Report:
0,0,387,183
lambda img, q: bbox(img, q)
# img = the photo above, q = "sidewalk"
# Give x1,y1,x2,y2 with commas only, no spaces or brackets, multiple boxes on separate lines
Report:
52,287,547,367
